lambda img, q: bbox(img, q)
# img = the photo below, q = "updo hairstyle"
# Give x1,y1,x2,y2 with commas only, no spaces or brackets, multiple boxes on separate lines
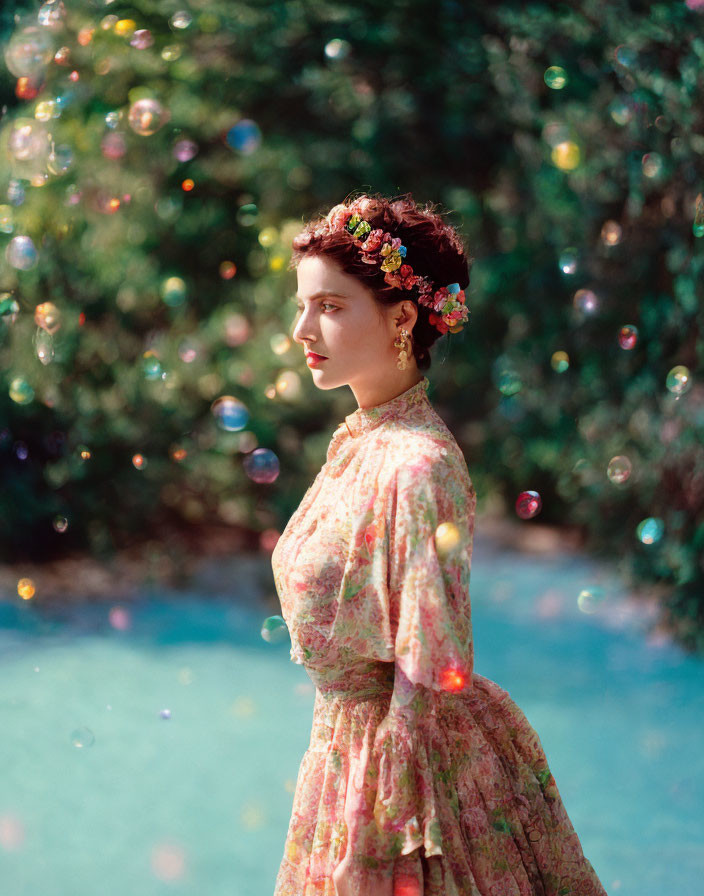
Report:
289,192,473,371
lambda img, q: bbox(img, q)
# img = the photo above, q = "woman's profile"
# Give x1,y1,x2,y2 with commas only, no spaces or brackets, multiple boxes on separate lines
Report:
271,193,608,896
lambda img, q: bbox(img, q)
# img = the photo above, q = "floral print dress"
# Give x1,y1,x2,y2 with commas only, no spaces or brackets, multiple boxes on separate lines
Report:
271,376,608,896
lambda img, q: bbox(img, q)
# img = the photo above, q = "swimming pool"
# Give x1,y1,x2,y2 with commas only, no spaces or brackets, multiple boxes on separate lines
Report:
1,529,701,895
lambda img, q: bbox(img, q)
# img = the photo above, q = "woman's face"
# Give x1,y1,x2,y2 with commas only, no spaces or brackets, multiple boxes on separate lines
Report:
292,254,418,398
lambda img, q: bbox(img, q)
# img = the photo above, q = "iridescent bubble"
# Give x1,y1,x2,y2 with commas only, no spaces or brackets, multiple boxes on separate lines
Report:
9,118,50,162
9,376,34,404
226,119,262,154
237,202,259,227
6,236,38,270
0,293,20,322
636,517,664,545
558,247,579,274
34,328,54,365
34,99,58,122
161,45,182,62
142,351,165,380
609,98,632,125
243,448,280,483
47,144,73,175
54,45,70,65
515,490,542,520
34,301,61,333
38,0,67,29
573,288,598,314
219,260,236,279
132,453,146,469
607,455,632,484
170,10,193,29
642,153,663,178
129,28,153,49
4,25,54,78
159,708,172,719
618,325,638,349
161,276,186,307
665,365,692,396
105,110,121,128
550,350,569,372
173,138,198,161
53,515,68,532
261,615,289,644
211,395,249,431
541,120,571,147
128,98,169,136
577,586,606,614
324,38,351,59
544,65,568,89
70,726,95,748
551,140,580,170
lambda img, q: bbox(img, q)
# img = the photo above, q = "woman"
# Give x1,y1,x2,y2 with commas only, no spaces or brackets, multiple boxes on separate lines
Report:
271,193,608,896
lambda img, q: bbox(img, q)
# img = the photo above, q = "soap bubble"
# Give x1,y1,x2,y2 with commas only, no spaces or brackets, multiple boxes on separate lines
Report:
325,39,351,60
0,293,20,323
128,98,169,135
8,118,51,162
261,615,289,644
130,28,153,49
174,138,198,161
6,236,38,270
243,448,280,483
161,276,186,306
607,455,632,484
70,727,95,748
38,0,67,30
550,350,569,372
47,144,74,175
573,288,598,314
34,301,61,333
10,377,35,404
544,65,568,89
211,396,249,431
665,365,692,396
226,119,262,154
618,325,638,350
636,517,664,545
4,25,54,78
515,490,542,519
34,328,54,364
169,11,192,29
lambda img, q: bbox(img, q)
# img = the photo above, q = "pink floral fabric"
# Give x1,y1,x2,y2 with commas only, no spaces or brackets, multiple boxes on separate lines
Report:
272,376,608,896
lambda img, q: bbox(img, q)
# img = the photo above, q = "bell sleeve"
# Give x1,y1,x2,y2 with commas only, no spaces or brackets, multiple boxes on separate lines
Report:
371,451,477,860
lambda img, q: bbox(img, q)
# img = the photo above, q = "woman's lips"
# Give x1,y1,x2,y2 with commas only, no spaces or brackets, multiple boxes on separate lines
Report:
306,352,327,366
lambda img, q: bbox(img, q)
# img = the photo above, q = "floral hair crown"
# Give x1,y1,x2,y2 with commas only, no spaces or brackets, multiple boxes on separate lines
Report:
325,202,470,335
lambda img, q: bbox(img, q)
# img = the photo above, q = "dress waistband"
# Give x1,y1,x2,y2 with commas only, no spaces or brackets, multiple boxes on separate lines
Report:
311,659,395,701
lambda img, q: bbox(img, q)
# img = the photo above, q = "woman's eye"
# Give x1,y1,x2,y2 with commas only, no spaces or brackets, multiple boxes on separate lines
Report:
321,303,337,312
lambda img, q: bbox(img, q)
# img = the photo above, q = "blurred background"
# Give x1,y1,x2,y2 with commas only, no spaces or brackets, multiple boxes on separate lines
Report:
1,2,703,895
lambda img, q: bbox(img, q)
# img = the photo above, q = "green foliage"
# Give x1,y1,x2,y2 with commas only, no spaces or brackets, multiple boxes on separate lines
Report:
0,0,702,651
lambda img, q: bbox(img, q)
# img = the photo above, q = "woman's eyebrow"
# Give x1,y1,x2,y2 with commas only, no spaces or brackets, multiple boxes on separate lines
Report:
294,291,346,301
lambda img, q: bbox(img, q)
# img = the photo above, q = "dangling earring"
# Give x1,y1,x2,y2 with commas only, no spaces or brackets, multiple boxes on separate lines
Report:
394,328,412,371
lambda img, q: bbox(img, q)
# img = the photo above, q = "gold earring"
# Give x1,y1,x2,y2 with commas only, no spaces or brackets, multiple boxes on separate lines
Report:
394,328,412,371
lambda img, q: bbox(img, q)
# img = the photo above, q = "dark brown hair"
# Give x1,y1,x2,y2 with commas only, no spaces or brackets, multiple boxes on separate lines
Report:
288,191,473,371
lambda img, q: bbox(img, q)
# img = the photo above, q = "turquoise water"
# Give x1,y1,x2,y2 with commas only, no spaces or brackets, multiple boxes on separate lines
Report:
1,531,702,895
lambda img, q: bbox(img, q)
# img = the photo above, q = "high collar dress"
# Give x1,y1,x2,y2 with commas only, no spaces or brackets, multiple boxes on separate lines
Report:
271,376,608,896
